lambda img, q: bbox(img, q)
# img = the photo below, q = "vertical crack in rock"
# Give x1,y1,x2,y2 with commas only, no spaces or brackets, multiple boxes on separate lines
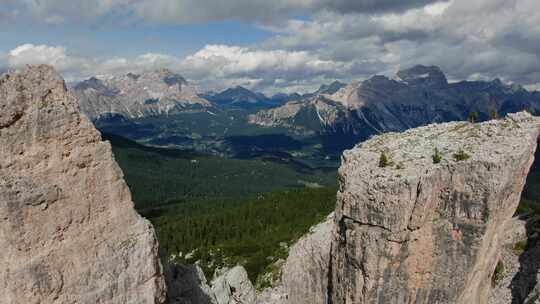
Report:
331,112,540,304
0,65,166,303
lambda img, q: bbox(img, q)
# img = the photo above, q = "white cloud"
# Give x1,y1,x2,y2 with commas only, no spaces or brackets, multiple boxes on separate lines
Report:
8,44,70,68
0,43,352,92
3,0,540,92
261,0,540,86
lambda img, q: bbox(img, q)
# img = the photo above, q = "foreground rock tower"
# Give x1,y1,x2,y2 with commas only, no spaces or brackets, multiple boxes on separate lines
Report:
0,65,166,303
331,112,540,304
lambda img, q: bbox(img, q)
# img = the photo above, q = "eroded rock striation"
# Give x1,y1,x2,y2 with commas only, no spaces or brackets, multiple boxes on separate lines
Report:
0,65,166,303
331,112,540,304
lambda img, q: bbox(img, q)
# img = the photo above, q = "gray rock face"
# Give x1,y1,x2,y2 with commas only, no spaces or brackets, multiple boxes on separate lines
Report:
331,112,540,304
0,65,166,303
488,216,540,304
396,65,448,88
211,266,257,304
281,213,334,304
73,69,210,120
166,263,217,304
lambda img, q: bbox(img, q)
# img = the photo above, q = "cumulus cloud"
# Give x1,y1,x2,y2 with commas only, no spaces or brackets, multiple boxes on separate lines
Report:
0,43,352,92
3,0,540,93
263,0,540,86
8,44,69,67
177,44,357,92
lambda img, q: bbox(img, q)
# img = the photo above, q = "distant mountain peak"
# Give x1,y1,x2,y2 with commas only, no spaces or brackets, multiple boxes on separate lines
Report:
316,81,347,95
73,76,115,95
73,69,210,119
396,65,448,87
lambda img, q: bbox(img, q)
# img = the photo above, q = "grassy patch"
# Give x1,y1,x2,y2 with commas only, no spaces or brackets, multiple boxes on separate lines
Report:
453,149,470,161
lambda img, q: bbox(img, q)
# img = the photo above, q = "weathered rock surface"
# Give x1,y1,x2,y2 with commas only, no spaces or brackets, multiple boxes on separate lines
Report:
513,216,540,304
73,69,210,120
211,266,257,304
0,65,166,303
331,112,540,304
166,263,217,304
281,213,334,304
488,216,540,304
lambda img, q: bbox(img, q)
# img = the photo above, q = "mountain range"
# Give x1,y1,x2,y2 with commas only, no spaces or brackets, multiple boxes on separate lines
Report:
249,65,540,143
73,65,540,155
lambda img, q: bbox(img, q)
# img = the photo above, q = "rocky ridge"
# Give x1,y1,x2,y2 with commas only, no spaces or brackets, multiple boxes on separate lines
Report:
331,112,540,303
73,69,210,120
0,65,166,303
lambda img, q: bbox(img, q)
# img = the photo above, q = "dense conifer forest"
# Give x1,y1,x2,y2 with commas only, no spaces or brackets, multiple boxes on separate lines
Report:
105,133,338,282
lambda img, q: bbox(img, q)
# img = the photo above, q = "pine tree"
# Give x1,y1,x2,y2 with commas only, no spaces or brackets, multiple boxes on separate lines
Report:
468,111,479,123
489,109,498,120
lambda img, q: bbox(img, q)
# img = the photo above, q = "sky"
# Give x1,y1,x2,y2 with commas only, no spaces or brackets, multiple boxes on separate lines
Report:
0,0,539,94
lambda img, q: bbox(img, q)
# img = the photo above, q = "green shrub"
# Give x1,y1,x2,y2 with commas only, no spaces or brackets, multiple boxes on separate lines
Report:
432,148,442,164
514,198,540,216
492,260,505,286
489,109,498,120
513,240,528,254
453,149,470,161
379,151,392,168
396,162,405,170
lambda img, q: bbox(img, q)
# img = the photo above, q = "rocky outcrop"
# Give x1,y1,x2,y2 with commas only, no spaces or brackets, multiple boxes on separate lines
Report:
73,69,210,120
331,112,540,304
166,263,217,304
165,264,258,304
281,213,334,304
488,216,540,304
211,266,257,304
0,65,166,303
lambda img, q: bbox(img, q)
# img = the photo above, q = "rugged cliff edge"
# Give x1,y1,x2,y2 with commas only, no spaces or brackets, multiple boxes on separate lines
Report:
331,112,540,304
0,65,166,303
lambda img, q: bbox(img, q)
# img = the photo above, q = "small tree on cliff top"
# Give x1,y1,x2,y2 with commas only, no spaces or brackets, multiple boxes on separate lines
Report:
379,151,392,168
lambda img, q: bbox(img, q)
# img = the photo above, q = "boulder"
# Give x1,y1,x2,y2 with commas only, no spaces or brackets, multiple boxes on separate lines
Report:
166,263,217,304
212,266,257,304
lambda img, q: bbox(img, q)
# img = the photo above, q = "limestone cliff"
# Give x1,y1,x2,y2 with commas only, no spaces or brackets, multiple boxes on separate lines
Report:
331,112,540,304
0,65,166,303
281,213,333,304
